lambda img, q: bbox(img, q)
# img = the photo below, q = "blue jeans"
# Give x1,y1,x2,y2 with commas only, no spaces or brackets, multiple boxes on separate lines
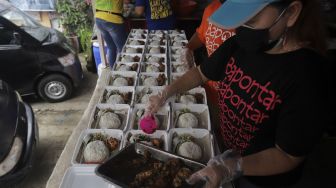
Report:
95,18,127,68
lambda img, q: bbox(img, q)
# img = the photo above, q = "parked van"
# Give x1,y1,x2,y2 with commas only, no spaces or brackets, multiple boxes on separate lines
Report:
0,1,83,102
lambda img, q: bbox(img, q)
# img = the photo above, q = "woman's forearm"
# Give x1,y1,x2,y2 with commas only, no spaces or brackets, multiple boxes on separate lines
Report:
242,146,304,176
187,33,204,51
165,66,207,98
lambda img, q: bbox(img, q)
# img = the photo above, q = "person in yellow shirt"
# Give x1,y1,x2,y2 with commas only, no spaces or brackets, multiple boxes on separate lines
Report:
90,0,128,68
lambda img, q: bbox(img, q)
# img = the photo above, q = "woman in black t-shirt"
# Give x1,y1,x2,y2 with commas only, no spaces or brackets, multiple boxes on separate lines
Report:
146,0,328,187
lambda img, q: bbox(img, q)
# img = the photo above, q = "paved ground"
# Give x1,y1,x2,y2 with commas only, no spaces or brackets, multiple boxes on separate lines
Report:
11,60,98,188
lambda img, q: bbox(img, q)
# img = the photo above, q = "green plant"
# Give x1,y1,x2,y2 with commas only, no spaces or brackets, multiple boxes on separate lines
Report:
78,26,93,55
56,0,93,37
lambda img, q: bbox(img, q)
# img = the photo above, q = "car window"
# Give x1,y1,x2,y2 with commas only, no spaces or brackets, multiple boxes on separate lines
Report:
1,9,35,27
0,27,16,45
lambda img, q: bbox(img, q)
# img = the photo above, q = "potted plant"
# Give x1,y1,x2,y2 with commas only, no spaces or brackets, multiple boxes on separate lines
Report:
56,0,93,52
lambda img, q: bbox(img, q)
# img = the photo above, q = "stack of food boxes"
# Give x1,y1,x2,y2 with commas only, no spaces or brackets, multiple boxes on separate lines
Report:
64,29,215,187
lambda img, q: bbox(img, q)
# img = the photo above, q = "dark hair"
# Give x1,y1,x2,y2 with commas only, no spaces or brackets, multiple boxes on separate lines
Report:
276,0,327,55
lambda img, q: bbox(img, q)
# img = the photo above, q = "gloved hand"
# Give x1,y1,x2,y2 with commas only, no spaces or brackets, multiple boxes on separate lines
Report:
180,47,194,68
146,89,168,114
186,149,243,188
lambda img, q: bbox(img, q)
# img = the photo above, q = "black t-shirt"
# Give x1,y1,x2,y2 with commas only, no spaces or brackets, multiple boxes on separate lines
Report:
200,36,328,187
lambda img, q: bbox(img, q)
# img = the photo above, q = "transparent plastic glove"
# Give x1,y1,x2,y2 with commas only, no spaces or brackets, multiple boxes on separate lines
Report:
186,149,243,188
180,47,194,68
146,90,167,114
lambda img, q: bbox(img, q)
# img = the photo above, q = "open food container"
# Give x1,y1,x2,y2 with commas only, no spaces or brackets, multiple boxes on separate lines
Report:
143,54,167,64
140,61,168,74
145,45,167,55
149,30,168,35
122,130,169,151
121,45,144,54
168,129,214,163
138,73,168,87
134,86,167,104
170,40,188,47
113,62,140,72
72,129,124,166
168,29,186,35
116,53,142,63
107,71,137,87
148,38,167,46
169,34,187,41
99,86,135,106
60,166,119,188
170,46,184,56
173,88,207,105
126,38,147,46
88,104,131,131
128,33,147,40
131,29,148,35
95,143,207,188
129,104,171,131
171,104,211,130
148,33,168,41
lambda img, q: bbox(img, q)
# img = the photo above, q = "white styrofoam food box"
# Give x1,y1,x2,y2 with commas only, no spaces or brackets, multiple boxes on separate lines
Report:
122,130,169,151
116,53,142,63
72,129,124,166
88,104,131,131
173,87,207,105
107,71,138,87
140,62,168,75
99,86,135,106
128,104,171,131
134,86,166,104
113,62,140,73
143,54,167,64
145,45,167,55
148,39,167,46
168,128,214,163
138,73,168,87
126,38,147,46
121,45,144,55
60,166,120,188
171,104,211,130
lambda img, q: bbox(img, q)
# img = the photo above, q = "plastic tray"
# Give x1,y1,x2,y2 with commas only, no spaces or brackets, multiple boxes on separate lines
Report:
95,143,206,188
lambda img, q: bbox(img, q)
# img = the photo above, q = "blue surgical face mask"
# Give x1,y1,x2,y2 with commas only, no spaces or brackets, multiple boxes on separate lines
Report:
235,6,288,52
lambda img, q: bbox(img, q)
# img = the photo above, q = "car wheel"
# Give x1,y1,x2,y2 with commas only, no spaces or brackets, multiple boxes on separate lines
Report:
37,74,73,102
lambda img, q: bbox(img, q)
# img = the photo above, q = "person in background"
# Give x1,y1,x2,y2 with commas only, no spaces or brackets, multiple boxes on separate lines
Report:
87,0,128,68
134,0,176,30
147,0,329,187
